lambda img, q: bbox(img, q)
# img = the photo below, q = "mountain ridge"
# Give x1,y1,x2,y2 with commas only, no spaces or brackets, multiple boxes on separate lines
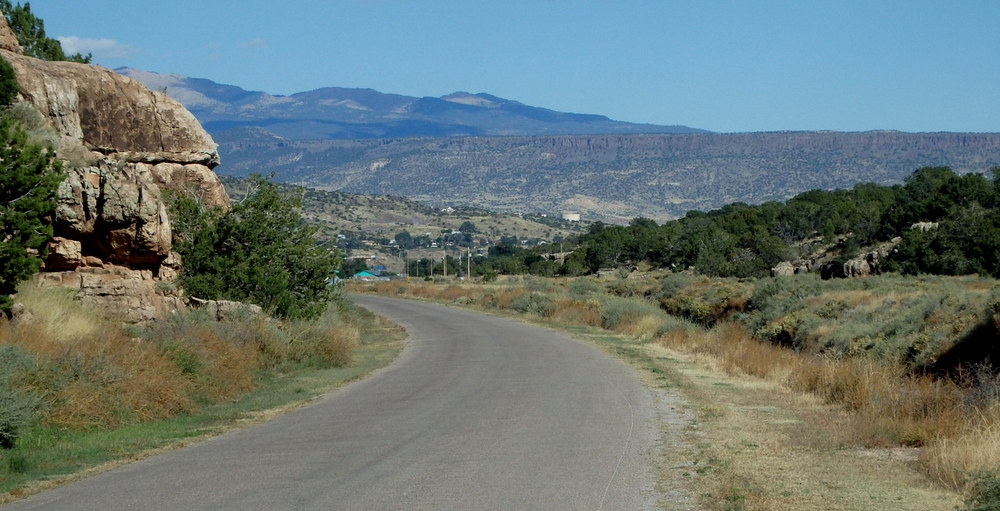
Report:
117,67,705,140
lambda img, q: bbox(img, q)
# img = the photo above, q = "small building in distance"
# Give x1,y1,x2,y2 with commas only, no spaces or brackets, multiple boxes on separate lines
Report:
561,212,581,222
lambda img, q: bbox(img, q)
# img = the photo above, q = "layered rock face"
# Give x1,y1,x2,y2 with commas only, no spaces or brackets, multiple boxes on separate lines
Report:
0,17,229,322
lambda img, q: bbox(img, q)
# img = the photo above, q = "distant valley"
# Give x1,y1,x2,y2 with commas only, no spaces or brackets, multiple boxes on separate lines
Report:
121,69,1000,222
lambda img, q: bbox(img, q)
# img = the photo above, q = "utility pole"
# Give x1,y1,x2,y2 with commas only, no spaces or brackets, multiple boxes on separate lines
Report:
442,251,447,277
467,248,472,280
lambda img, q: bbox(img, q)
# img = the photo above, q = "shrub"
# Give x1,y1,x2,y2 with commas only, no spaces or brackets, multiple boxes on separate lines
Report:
171,174,340,320
568,277,602,297
600,297,662,332
284,305,360,368
508,292,557,318
964,471,1000,511
0,344,40,448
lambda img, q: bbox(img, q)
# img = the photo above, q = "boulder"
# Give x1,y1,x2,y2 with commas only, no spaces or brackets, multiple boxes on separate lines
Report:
147,162,230,209
844,258,872,278
0,52,218,167
38,266,185,323
189,297,263,322
771,261,795,277
44,237,82,269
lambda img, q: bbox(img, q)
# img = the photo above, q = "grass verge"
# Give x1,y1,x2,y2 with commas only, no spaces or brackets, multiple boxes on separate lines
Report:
0,304,405,504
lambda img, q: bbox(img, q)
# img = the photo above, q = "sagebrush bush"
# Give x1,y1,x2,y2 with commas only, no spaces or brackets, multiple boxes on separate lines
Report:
567,277,602,297
743,274,996,366
600,297,663,333
0,344,41,448
508,292,557,317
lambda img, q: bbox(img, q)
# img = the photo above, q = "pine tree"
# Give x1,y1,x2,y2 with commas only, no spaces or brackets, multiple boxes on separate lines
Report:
0,1,91,63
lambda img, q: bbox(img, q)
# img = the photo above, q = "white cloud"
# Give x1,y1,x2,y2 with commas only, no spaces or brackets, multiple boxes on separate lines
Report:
241,38,267,50
56,36,137,59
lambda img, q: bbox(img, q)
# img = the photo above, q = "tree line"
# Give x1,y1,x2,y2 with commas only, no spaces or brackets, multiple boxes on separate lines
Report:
575,166,1000,279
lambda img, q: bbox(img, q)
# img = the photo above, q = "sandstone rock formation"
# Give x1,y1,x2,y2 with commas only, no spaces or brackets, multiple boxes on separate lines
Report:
775,236,901,280
0,14,229,321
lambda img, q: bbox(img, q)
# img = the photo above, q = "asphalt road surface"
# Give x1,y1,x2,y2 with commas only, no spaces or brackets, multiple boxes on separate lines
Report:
5,295,663,510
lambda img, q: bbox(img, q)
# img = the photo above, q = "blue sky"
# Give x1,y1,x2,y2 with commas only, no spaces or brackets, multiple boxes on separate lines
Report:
40,1,999,133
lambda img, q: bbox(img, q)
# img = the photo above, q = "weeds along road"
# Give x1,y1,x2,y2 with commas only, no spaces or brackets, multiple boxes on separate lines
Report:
5,295,664,510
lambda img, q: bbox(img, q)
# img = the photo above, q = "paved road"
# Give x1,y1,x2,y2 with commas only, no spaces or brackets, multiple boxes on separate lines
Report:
5,295,662,510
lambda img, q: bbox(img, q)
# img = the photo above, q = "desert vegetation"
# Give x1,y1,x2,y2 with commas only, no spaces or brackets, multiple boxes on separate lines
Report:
350,272,1000,507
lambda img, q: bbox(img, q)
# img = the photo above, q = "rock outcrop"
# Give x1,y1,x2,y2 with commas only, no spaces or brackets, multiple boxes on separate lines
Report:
0,14,229,321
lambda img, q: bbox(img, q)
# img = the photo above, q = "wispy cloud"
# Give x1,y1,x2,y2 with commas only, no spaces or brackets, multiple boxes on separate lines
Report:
57,36,137,59
241,38,267,50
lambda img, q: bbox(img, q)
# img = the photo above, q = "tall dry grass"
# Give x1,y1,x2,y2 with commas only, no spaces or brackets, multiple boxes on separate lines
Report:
3,283,195,428
923,407,1000,490
2,282,361,432
657,320,991,489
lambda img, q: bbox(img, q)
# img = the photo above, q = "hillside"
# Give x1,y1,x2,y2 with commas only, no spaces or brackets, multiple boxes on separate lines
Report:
220,176,587,246
116,68,703,140
213,129,1000,222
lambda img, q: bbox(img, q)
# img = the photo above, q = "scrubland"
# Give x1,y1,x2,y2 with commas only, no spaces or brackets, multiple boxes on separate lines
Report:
351,271,1000,509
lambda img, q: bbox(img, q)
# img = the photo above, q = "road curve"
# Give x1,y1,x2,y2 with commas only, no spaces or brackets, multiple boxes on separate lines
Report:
5,295,662,510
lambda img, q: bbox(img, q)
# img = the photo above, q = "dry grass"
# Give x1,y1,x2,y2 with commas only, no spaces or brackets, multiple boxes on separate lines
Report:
655,319,991,493
923,407,1000,490
616,312,664,341
550,298,602,327
642,343,961,510
3,282,362,432
3,283,195,428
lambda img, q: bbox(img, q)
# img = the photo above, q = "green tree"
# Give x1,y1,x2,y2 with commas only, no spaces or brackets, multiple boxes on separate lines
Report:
339,257,369,278
172,175,340,319
0,56,16,105
0,1,91,63
0,111,63,313
394,230,414,249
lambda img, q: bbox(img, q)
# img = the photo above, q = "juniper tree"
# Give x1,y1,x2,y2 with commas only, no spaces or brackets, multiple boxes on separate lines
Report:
171,174,341,320
0,57,62,314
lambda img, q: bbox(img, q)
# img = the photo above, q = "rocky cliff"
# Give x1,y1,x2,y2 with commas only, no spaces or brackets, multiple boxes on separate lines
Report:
0,16,229,322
